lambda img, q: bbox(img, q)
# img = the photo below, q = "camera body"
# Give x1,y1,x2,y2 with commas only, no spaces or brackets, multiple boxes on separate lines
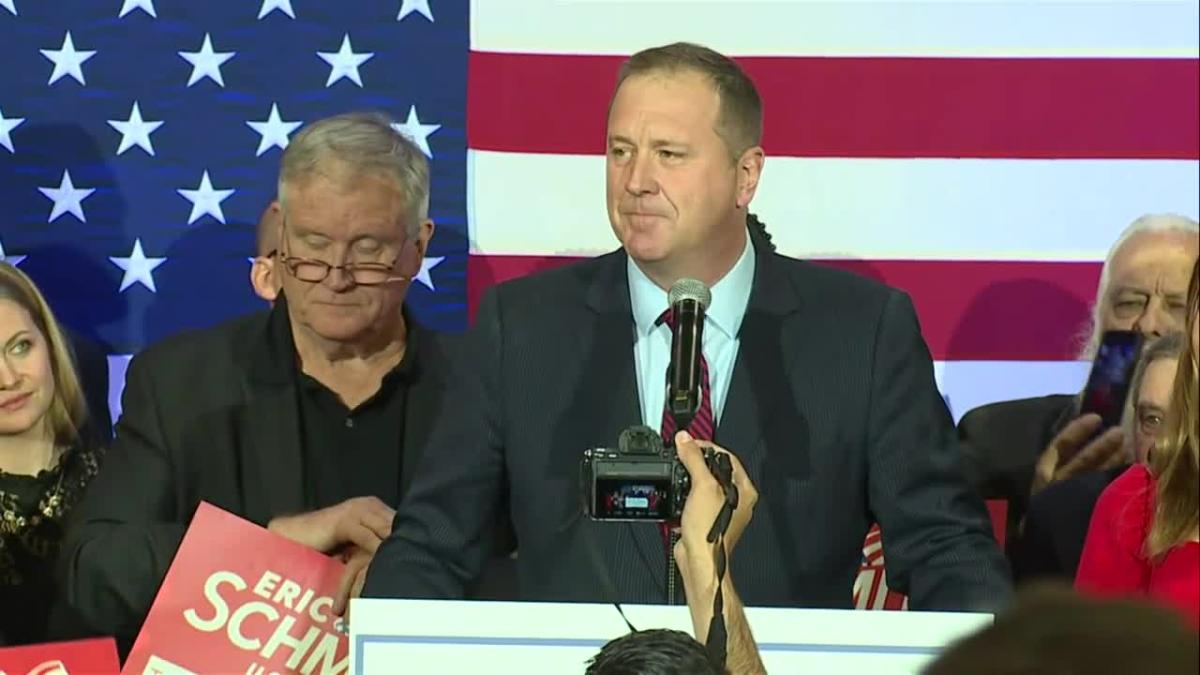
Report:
580,425,709,522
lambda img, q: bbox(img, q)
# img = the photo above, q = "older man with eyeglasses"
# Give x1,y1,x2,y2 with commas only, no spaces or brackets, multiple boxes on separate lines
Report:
57,112,488,653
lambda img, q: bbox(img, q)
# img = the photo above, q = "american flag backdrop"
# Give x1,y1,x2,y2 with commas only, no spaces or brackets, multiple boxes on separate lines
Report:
0,1,1197,424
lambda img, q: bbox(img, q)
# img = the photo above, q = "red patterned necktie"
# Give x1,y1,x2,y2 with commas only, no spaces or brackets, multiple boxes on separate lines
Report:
657,308,715,552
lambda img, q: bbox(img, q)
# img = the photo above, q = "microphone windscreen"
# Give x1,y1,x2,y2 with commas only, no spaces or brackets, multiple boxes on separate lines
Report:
668,278,711,310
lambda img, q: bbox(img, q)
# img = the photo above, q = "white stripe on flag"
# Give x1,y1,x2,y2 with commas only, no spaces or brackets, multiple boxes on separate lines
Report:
936,360,1089,423
470,0,1200,58
468,150,1200,261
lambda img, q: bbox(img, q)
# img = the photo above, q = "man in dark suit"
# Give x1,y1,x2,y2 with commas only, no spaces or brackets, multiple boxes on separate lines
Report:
957,393,1076,550
363,43,1011,612
59,112,459,647
958,214,1198,548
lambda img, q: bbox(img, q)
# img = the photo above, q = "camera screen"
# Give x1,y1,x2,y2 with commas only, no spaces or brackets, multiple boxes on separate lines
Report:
594,478,672,520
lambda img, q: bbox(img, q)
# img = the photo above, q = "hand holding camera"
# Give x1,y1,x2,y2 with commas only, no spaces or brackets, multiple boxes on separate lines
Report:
580,424,714,522
672,431,758,580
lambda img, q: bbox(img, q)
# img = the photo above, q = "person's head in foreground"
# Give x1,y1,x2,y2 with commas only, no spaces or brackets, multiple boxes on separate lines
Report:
585,628,727,675
924,586,1198,674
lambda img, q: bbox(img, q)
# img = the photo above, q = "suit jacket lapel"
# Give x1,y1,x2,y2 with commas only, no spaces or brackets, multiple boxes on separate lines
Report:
717,247,805,481
400,324,438,501
580,252,643,447
239,296,306,524
572,252,666,593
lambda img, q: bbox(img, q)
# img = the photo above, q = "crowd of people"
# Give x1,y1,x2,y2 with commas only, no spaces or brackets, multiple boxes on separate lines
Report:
1,42,1196,673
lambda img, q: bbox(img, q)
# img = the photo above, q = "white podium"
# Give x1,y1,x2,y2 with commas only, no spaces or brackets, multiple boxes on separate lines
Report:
349,599,991,674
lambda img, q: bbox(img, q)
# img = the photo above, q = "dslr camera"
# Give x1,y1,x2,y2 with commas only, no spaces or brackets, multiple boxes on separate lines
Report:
580,425,713,522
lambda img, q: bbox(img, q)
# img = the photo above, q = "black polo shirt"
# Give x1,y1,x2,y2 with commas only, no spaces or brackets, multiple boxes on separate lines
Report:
284,322,417,510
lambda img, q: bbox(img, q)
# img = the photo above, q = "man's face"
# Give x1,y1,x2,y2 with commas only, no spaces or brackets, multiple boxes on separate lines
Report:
1131,356,1180,464
278,167,431,344
605,70,742,272
1101,231,1197,339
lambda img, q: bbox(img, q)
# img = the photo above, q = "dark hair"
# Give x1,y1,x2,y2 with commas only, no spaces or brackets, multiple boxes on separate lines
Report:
747,212,775,253
923,585,1198,675
585,629,727,675
614,42,763,158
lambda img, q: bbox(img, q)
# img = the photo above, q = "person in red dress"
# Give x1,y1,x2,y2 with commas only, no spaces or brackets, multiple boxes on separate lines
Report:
1076,258,1200,629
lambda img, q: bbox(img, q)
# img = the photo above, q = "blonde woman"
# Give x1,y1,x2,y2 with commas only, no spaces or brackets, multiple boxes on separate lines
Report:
1077,258,1199,629
0,262,102,644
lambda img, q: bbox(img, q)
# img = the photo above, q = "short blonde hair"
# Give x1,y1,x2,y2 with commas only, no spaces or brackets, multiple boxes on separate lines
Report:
0,263,87,447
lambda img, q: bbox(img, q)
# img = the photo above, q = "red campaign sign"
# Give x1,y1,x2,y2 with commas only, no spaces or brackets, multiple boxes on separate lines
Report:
0,638,120,675
122,503,349,675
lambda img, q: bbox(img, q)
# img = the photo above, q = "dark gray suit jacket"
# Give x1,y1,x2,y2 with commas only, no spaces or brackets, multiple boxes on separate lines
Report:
1012,464,1127,583
363,244,1012,611
957,394,1076,550
67,329,113,447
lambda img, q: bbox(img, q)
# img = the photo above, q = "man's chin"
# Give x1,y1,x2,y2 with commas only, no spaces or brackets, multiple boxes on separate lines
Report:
620,235,671,263
305,318,376,344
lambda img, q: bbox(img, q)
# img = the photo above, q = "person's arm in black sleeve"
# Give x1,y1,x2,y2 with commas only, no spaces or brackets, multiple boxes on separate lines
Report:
362,286,508,599
58,351,186,641
866,291,1014,612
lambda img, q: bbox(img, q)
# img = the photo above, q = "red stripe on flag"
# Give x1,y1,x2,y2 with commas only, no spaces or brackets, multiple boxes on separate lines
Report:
468,51,1200,159
466,254,1102,361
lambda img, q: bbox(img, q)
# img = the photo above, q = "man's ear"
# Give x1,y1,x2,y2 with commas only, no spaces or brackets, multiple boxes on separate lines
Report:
415,218,435,258
735,146,764,209
250,257,278,304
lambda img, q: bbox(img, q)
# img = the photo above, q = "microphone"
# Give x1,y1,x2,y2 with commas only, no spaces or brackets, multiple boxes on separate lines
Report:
666,278,712,434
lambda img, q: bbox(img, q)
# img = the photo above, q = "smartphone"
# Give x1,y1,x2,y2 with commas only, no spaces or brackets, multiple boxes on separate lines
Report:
1079,330,1145,429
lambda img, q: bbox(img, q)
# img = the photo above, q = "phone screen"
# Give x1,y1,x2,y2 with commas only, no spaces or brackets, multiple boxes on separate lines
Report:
1079,330,1145,429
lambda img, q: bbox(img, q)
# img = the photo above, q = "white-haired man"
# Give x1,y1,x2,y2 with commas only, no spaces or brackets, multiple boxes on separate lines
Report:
958,213,1198,549
58,112,468,651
